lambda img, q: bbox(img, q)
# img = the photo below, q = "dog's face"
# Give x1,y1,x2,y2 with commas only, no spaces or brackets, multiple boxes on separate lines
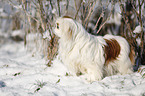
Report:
54,17,74,40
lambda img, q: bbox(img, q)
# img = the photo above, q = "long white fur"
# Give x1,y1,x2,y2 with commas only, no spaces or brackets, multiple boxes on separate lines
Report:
54,17,133,82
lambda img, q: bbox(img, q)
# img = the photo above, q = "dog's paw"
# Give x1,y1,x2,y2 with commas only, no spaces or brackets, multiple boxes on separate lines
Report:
85,74,102,82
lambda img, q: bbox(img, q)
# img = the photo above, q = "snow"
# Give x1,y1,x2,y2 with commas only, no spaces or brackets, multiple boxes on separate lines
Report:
1,0,145,95
43,30,51,40
11,30,23,37
0,39,145,96
133,25,141,34
106,13,122,25
133,25,142,45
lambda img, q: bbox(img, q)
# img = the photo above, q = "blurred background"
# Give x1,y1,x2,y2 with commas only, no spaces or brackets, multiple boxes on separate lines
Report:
0,0,144,70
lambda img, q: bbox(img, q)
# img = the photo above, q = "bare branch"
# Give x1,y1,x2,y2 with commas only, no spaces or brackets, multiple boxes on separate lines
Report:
37,0,46,33
74,0,83,19
66,0,69,11
50,0,53,9
119,0,133,37
57,0,61,16
132,0,144,49
93,3,105,31
141,0,144,6
81,2,91,25
93,12,103,31
84,2,96,29
138,0,144,59
131,1,139,16
96,4,114,34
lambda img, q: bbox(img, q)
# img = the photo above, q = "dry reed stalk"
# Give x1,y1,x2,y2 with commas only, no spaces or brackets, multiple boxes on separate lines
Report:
47,35,58,67
57,0,61,16
81,2,92,26
119,0,144,65
37,0,46,34
74,0,83,19
66,0,69,11
137,0,144,57
119,0,138,51
131,0,144,50
84,1,96,29
93,0,108,31
119,0,133,37
93,12,103,31
95,1,114,34
18,0,59,66
50,0,53,9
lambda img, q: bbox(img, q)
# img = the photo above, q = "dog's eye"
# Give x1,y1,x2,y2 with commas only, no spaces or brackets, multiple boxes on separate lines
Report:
56,23,59,29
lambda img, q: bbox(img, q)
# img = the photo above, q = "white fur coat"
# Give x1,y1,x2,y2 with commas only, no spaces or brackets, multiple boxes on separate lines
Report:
54,17,134,82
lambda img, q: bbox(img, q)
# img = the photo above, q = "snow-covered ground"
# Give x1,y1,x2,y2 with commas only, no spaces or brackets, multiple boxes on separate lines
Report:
0,38,145,96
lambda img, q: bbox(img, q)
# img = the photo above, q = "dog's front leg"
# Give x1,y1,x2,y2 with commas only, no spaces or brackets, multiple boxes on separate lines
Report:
66,62,79,76
85,64,103,82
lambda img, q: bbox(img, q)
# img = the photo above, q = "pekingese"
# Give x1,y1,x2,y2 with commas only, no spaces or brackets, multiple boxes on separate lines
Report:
54,16,134,82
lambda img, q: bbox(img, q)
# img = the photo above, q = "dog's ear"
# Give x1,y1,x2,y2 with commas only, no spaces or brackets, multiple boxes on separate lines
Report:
67,28,73,40
61,20,73,40
63,26,73,40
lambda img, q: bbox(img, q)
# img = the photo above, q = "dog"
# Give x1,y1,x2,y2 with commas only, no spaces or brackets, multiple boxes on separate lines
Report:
54,16,134,82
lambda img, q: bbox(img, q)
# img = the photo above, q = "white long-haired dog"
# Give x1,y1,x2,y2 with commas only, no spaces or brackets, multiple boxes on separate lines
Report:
54,16,134,82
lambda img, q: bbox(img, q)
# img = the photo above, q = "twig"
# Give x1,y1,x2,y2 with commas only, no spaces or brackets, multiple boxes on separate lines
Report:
141,0,144,6
82,2,91,26
83,2,94,23
32,0,39,8
119,0,133,37
38,0,46,33
131,1,139,16
66,0,69,11
138,0,144,59
74,0,83,19
46,21,53,40
84,2,96,29
21,5,39,23
93,9,104,30
50,0,53,9
132,0,144,49
57,0,61,16
96,12,112,34
96,1,114,34
138,0,143,27
93,0,110,31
